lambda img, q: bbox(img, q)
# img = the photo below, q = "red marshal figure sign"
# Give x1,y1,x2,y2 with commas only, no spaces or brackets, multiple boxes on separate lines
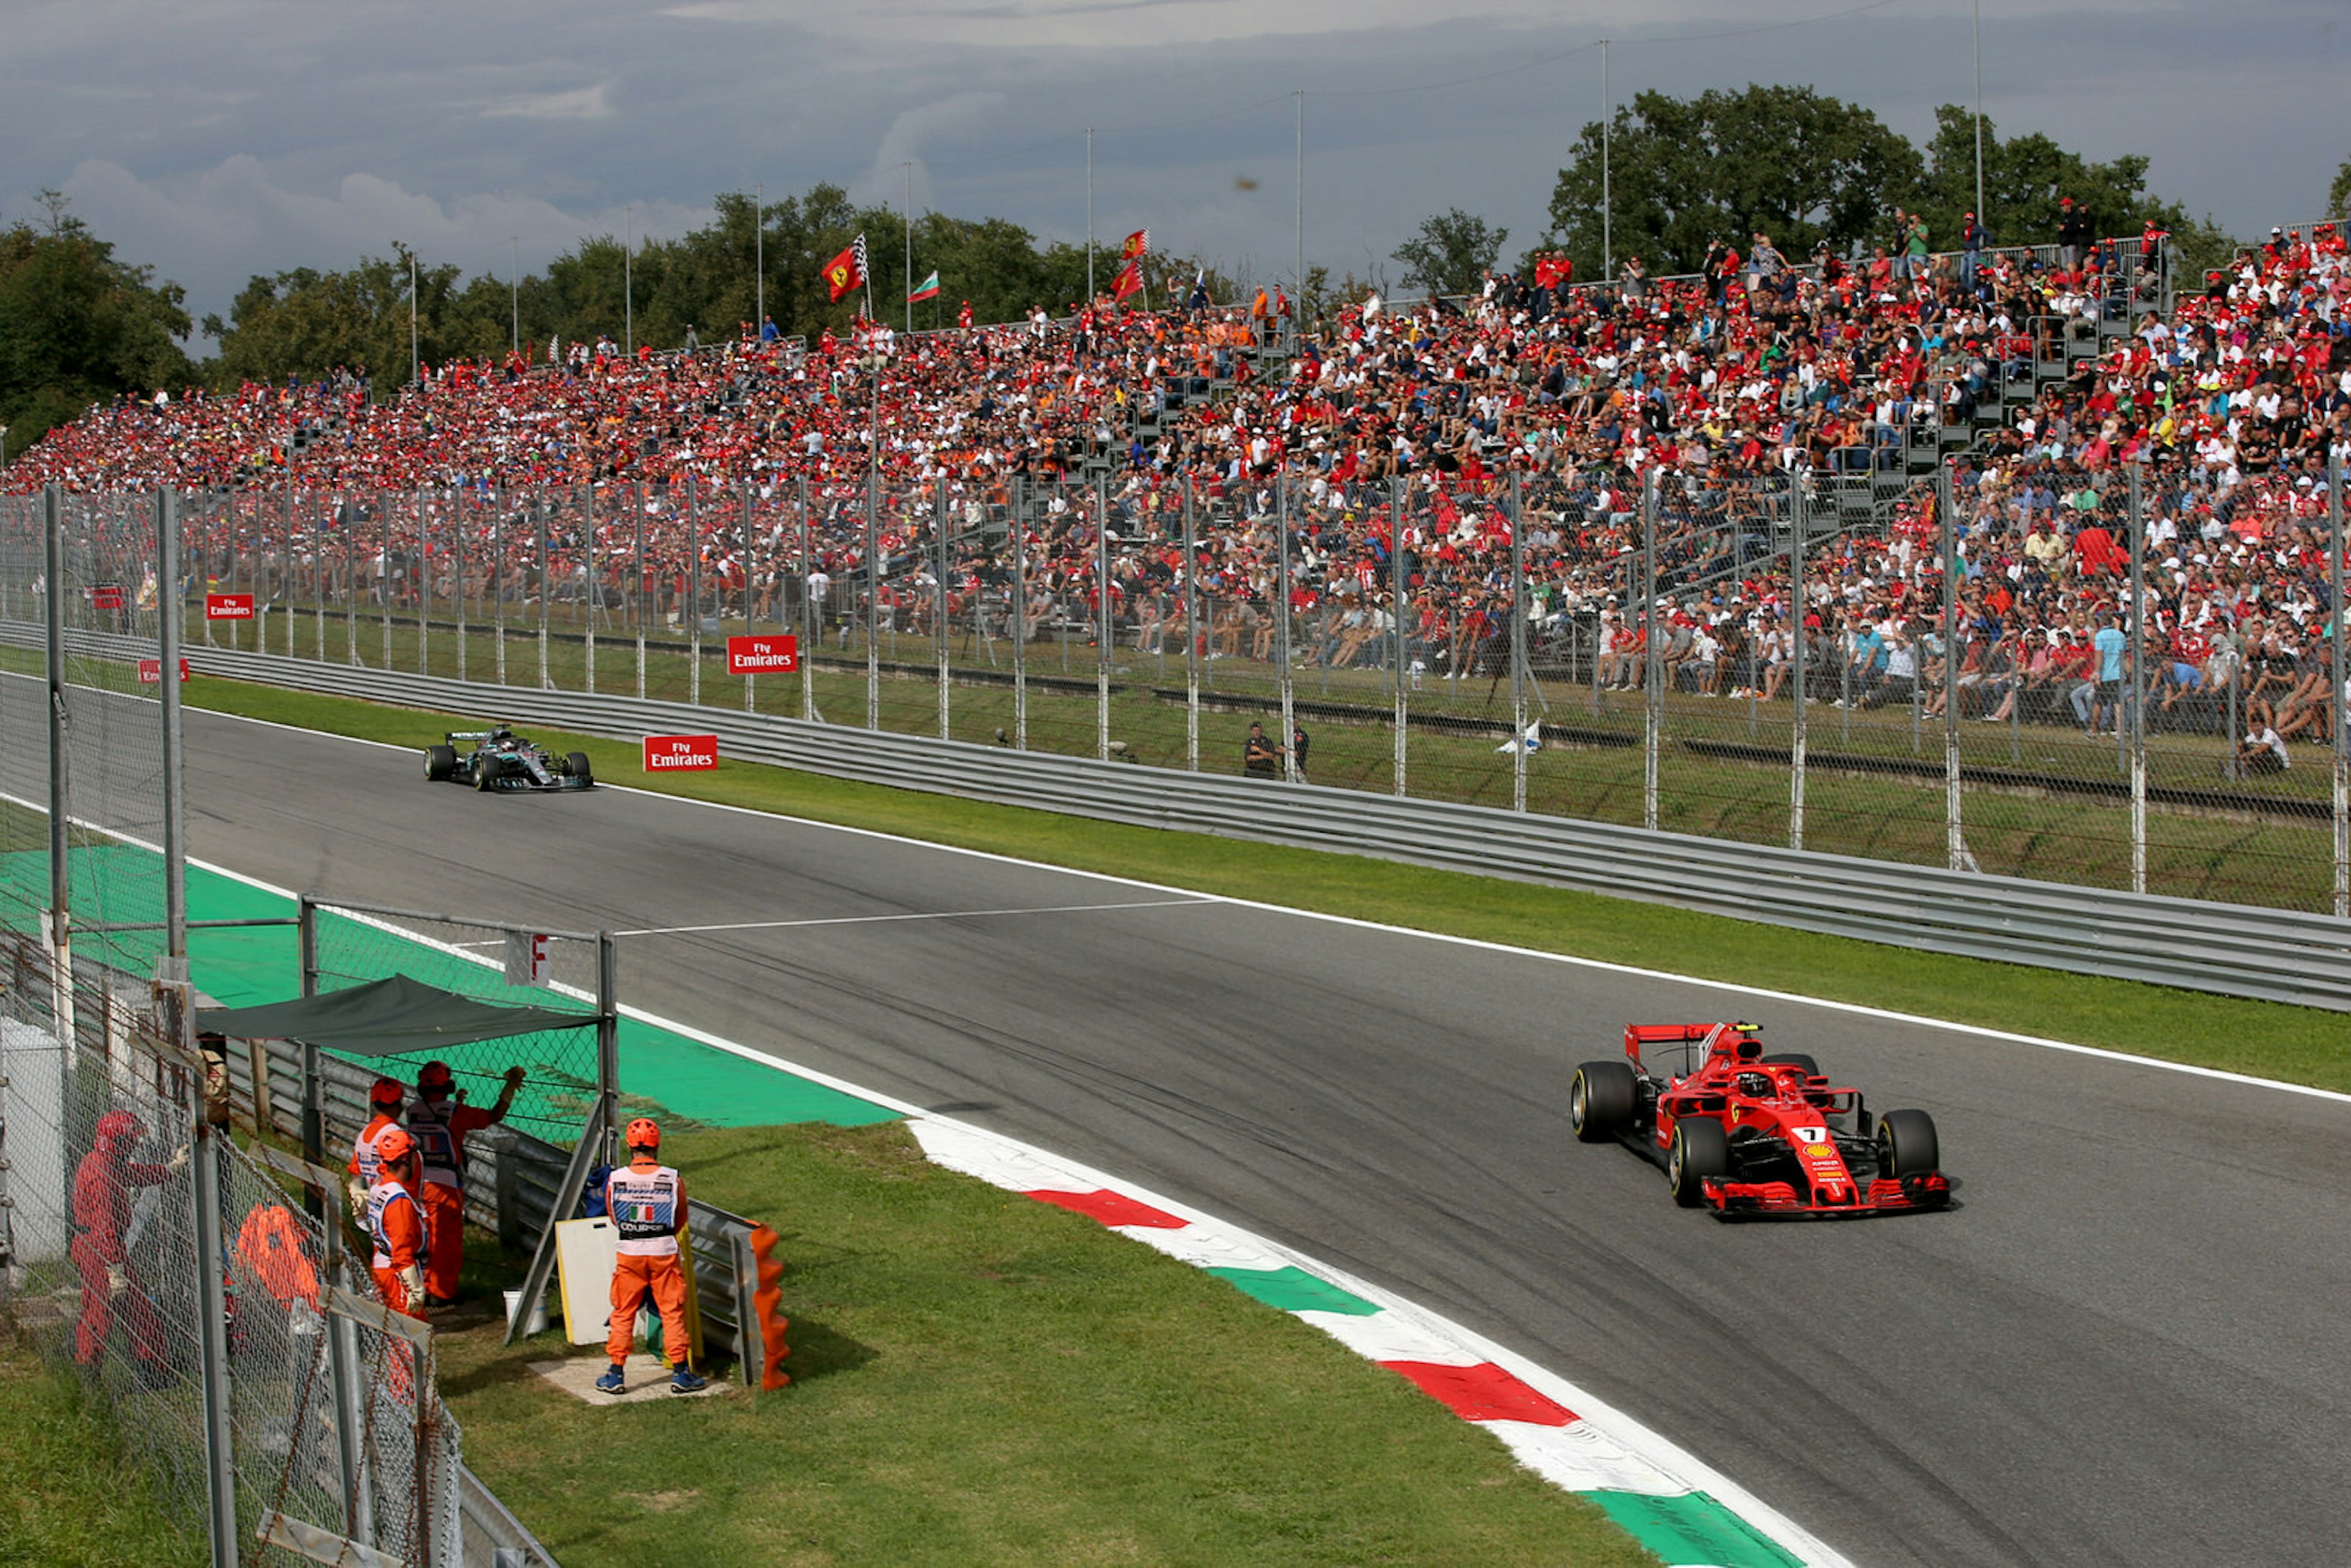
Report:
205,593,255,620
91,585,124,610
643,733,718,772
137,658,192,684
726,634,799,675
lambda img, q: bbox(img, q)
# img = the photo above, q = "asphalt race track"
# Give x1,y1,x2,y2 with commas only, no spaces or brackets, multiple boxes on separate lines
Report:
118,710,2351,1564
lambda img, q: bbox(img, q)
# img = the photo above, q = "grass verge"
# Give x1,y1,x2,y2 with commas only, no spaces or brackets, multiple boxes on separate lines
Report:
436,1123,1651,1567
188,673,2351,1093
0,1340,204,1568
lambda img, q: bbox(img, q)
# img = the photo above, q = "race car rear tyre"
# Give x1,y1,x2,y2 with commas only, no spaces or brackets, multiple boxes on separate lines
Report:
1878,1108,1939,1178
1570,1060,1637,1143
424,745,457,782
474,757,501,792
565,751,593,784
1667,1120,1728,1208
1762,1052,1820,1077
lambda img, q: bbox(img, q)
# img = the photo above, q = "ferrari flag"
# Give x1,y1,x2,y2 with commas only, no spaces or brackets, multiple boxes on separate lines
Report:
823,236,869,302
907,270,940,303
1112,259,1145,301
1120,227,1150,261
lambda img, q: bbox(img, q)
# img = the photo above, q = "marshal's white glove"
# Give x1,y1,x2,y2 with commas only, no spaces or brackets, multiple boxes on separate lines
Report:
347,1179,369,1225
397,1263,426,1306
167,1144,191,1177
106,1263,129,1300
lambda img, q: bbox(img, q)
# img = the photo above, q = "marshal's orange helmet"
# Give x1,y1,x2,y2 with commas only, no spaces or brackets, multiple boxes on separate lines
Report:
369,1076,406,1110
417,1062,455,1097
375,1127,416,1167
624,1117,661,1151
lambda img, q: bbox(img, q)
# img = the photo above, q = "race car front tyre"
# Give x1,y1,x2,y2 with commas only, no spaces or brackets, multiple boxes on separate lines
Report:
1761,1052,1820,1077
474,757,501,792
1877,1108,1940,1178
424,745,457,782
1570,1060,1637,1143
565,751,593,784
1668,1120,1727,1207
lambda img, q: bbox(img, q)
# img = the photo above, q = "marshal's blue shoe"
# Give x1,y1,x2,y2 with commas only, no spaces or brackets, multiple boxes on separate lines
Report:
669,1365,708,1394
593,1364,626,1395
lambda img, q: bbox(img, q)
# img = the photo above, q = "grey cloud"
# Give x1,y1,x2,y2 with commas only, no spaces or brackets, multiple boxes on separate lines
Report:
3,0,2342,349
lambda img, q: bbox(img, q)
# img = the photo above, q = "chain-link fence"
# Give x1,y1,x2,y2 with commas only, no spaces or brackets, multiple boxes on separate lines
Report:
0,928,463,1566
4,468,2344,915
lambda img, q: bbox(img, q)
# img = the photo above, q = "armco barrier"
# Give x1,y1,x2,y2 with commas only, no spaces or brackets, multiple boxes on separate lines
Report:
27,625,2351,1010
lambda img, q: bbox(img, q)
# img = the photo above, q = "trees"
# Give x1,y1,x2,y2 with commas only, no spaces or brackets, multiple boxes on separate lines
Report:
0,194,193,462
1538,86,1921,279
1911,104,2229,275
1392,210,1508,298
2329,157,2351,225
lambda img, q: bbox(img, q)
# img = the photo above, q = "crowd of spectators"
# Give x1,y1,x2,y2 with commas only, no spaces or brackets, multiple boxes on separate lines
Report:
8,210,2349,760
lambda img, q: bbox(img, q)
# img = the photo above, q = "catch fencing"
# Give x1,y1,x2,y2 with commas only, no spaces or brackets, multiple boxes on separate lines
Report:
0,928,475,1567
4,465,2342,918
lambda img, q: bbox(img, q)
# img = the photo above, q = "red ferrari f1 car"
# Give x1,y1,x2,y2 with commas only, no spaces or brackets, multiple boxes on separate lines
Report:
1572,1021,1949,1217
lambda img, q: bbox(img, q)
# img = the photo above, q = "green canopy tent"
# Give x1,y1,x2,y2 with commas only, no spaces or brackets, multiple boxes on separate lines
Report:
197,973,602,1058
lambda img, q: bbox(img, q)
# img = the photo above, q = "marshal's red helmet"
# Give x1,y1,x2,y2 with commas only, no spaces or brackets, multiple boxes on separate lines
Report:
95,1109,144,1151
369,1076,407,1111
374,1127,416,1167
417,1062,455,1097
624,1117,661,1151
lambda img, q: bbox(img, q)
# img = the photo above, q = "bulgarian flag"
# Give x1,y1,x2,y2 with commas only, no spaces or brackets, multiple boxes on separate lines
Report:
823,235,869,302
908,270,941,303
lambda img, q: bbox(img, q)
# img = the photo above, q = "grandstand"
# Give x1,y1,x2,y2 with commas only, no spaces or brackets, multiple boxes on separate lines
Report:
6,216,2345,773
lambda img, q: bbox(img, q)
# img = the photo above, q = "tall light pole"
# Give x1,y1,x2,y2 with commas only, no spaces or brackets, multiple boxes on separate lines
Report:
755,181,765,336
624,204,634,355
1294,89,1305,300
903,160,915,336
1600,39,1612,285
1972,0,1987,230
410,252,420,385
1085,127,1095,303
510,234,520,356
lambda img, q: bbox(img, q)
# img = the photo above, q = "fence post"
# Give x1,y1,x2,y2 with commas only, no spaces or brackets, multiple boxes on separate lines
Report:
160,489,189,951
535,498,550,691
416,486,430,677
1791,479,1808,852
491,493,505,681
2333,460,2347,920
1277,483,1297,782
1510,473,1528,812
1097,478,1112,762
689,479,705,708
1641,468,1660,833
286,482,299,660
1393,478,1408,798
1940,466,1963,870
2127,465,2147,896
798,482,815,722
1183,480,1200,773
865,471,880,730
632,489,647,701
453,486,467,681
1011,479,1028,749
42,486,74,1042
937,481,951,740
585,485,599,696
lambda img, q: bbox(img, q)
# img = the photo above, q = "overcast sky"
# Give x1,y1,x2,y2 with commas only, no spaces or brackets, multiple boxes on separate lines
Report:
3,0,2343,344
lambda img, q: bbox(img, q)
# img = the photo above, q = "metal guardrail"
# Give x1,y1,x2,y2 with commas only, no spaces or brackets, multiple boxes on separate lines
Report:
103,633,2351,1012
